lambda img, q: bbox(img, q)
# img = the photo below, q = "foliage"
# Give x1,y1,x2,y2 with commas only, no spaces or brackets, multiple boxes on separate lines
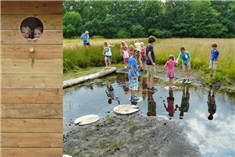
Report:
63,0,235,38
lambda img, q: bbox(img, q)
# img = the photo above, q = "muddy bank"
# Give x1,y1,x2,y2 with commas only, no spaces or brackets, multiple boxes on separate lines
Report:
64,115,202,157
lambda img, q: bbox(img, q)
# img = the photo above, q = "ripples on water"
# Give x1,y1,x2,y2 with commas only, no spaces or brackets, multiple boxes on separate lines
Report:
64,74,235,157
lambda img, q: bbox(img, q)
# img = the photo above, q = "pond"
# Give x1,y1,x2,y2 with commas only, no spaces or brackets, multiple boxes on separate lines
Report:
63,73,235,157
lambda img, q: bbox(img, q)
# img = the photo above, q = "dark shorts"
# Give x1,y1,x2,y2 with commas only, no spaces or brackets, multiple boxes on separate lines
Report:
83,42,90,46
105,55,112,59
141,56,146,62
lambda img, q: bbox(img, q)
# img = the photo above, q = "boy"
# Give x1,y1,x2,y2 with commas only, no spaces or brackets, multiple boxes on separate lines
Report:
80,31,90,46
209,43,220,78
146,36,157,92
176,47,191,83
128,49,140,102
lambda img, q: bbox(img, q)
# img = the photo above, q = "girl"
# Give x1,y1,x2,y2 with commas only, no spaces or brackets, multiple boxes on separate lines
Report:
128,45,134,57
163,54,178,89
21,26,31,39
140,42,146,72
33,26,43,41
120,41,129,69
102,42,115,69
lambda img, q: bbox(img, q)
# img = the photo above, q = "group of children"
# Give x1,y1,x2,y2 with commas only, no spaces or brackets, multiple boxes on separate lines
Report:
102,36,220,102
21,26,43,41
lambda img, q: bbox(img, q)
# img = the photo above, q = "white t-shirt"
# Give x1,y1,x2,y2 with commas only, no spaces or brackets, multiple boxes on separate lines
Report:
104,47,112,56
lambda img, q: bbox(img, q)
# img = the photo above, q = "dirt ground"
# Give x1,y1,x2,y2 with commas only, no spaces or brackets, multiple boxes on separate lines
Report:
63,115,202,157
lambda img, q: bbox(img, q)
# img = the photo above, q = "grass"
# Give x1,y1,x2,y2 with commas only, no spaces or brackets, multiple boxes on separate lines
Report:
64,38,235,83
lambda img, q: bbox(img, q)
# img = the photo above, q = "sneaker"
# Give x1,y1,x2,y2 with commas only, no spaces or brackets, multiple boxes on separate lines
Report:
147,87,157,92
182,79,186,83
130,96,139,102
187,79,189,83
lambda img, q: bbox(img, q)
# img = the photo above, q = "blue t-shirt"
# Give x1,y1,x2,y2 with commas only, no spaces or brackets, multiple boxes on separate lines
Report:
128,56,139,77
178,51,190,65
210,49,219,61
146,44,156,65
80,33,89,44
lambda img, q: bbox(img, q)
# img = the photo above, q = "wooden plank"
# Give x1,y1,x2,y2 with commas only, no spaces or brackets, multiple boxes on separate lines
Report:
1,104,62,118
5,14,62,29
1,45,63,60
1,73,62,88
1,1,62,15
1,15,62,30
1,148,63,157
1,30,62,45
1,59,63,74
1,88,63,104
1,133,62,148
1,119,62,133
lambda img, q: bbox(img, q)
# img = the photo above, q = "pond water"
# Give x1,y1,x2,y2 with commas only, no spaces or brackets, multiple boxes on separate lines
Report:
64,74,235,157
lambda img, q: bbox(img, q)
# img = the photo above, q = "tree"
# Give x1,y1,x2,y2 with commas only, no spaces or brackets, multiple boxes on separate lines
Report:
63,11,82,38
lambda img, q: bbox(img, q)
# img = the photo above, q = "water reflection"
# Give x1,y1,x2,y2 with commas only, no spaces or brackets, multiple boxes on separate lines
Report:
105,83,120,104
177,84,190,119
147,91,156,116
163,89,177,120
64,74,235,157
207,85,216,120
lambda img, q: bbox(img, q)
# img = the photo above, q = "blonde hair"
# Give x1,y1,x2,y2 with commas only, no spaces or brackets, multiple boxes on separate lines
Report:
129,45,134,49
21,26,31,37
140,42,144,47
169,54,175,60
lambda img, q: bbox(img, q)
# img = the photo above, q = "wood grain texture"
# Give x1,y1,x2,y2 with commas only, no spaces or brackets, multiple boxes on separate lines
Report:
1,1,62,15
1,59,63,74
1,148,63,157
1,45,63,60
1,133,62,147
1,73,62,88
1,104,62,118
1,119,63,133
1,30,62,45
1,88,63,104
1,15,62,30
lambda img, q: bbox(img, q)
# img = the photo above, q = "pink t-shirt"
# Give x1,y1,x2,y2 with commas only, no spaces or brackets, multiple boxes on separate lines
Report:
166,60,176,72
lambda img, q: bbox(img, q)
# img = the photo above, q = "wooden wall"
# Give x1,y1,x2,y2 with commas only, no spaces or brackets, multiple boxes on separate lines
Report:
1,1,63,156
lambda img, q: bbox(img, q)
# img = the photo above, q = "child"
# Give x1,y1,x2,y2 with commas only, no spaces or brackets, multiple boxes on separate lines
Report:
176,47,191,83
128,45,134,57
134,39,141,68
140,42,147,72
33,26,43,41
163,89,178,120
209,43,220,78
146,36,157,92
177,84,190,119
21,26,31,39
120,41,129,69
128,49,139,102
163,54,177,89
102,42,115,69
207,86,216,120
105,84,120,104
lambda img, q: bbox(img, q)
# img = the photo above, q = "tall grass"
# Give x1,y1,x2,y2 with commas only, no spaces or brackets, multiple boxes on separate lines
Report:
64,38,235,80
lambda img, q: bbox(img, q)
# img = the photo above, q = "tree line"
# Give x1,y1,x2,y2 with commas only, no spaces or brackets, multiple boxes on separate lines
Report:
63,0,235,38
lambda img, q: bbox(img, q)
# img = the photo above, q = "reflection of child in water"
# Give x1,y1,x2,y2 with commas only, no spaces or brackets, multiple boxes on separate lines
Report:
163,89,177,119
207,87,216,120
177,85,190,119
105,84,120,104
122,73,129,94
147,92,156,116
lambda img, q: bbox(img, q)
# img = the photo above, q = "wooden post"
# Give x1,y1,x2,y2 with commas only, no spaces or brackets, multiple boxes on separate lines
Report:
1,1,63,156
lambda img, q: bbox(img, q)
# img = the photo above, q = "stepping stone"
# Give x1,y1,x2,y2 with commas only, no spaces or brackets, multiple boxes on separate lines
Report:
74,115,100,126
113,104,140,115
164,86,179,90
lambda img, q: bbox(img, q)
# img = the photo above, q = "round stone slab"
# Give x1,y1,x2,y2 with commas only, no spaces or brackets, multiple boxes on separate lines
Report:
113,104,140,115
74,115,100,125
63,154,72,157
